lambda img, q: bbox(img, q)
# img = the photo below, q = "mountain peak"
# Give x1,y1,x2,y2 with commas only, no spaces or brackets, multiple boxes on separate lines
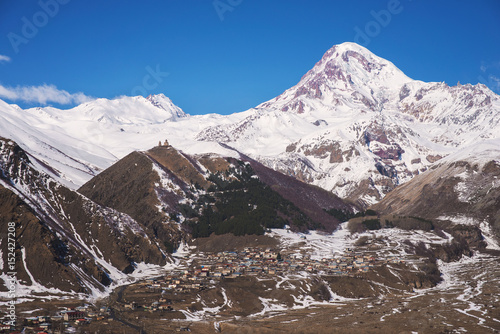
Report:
309,42,412,88
146,93,169,103
259,42,413,113
146,94,187,119
323,41,372,56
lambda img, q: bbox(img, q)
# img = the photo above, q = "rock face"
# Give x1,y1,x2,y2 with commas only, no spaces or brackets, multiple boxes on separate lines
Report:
0,185,88,293
371,143,500,244
0,137,168,295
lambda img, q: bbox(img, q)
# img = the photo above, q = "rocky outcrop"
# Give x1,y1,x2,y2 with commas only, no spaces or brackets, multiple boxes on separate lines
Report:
286,140,360,164
426,155,443,163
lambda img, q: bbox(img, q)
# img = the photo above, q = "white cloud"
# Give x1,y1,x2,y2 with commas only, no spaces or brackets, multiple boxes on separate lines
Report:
0,84,94,105
489,75,500,92
479,60,500,94
0,55,11,63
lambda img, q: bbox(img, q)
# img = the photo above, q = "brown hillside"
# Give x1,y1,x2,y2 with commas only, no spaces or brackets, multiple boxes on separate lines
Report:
79,151,183,243
372,160,500,239
147,146,210,188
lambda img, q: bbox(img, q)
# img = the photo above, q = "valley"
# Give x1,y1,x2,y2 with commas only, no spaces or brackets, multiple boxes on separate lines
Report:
4,224,500,333
1,41,500,333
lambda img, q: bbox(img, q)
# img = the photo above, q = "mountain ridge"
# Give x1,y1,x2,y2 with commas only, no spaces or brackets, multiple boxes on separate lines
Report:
1,43,500,324
0,136,171,297
0,42,499,206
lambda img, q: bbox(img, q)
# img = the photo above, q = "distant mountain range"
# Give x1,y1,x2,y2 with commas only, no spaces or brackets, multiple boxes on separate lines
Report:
1,42,499,296
1,43,499,205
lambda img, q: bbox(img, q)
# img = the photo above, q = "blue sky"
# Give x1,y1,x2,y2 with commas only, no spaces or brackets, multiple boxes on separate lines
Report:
0,0,499,115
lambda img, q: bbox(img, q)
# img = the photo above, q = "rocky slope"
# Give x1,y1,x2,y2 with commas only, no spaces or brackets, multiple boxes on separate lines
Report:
371,139,500,249
0,137,169,297
79,144,355,238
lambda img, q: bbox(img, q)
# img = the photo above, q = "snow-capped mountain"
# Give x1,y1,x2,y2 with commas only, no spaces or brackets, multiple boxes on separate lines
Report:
0,94,203,189
196,42,500,205
1,42,499,207
1,41,500,305
259,42,412,114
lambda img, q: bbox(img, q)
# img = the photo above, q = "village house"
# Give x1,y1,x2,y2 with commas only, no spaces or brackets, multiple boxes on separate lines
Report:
62,311,86,321
74,318,89,325
124,302,137,310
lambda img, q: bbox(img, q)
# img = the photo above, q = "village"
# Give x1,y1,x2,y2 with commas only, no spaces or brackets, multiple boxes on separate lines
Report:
147,246,379,294
0,305,111,334
0,246,394,333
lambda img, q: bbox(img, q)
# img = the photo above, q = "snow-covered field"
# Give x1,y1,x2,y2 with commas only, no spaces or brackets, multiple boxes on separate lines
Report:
270,222,451,262
409,252,500,331
269,224,354,260
2,224,499,332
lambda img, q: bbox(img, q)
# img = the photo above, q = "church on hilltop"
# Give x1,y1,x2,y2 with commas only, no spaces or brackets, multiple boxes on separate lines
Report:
159,139,170,147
